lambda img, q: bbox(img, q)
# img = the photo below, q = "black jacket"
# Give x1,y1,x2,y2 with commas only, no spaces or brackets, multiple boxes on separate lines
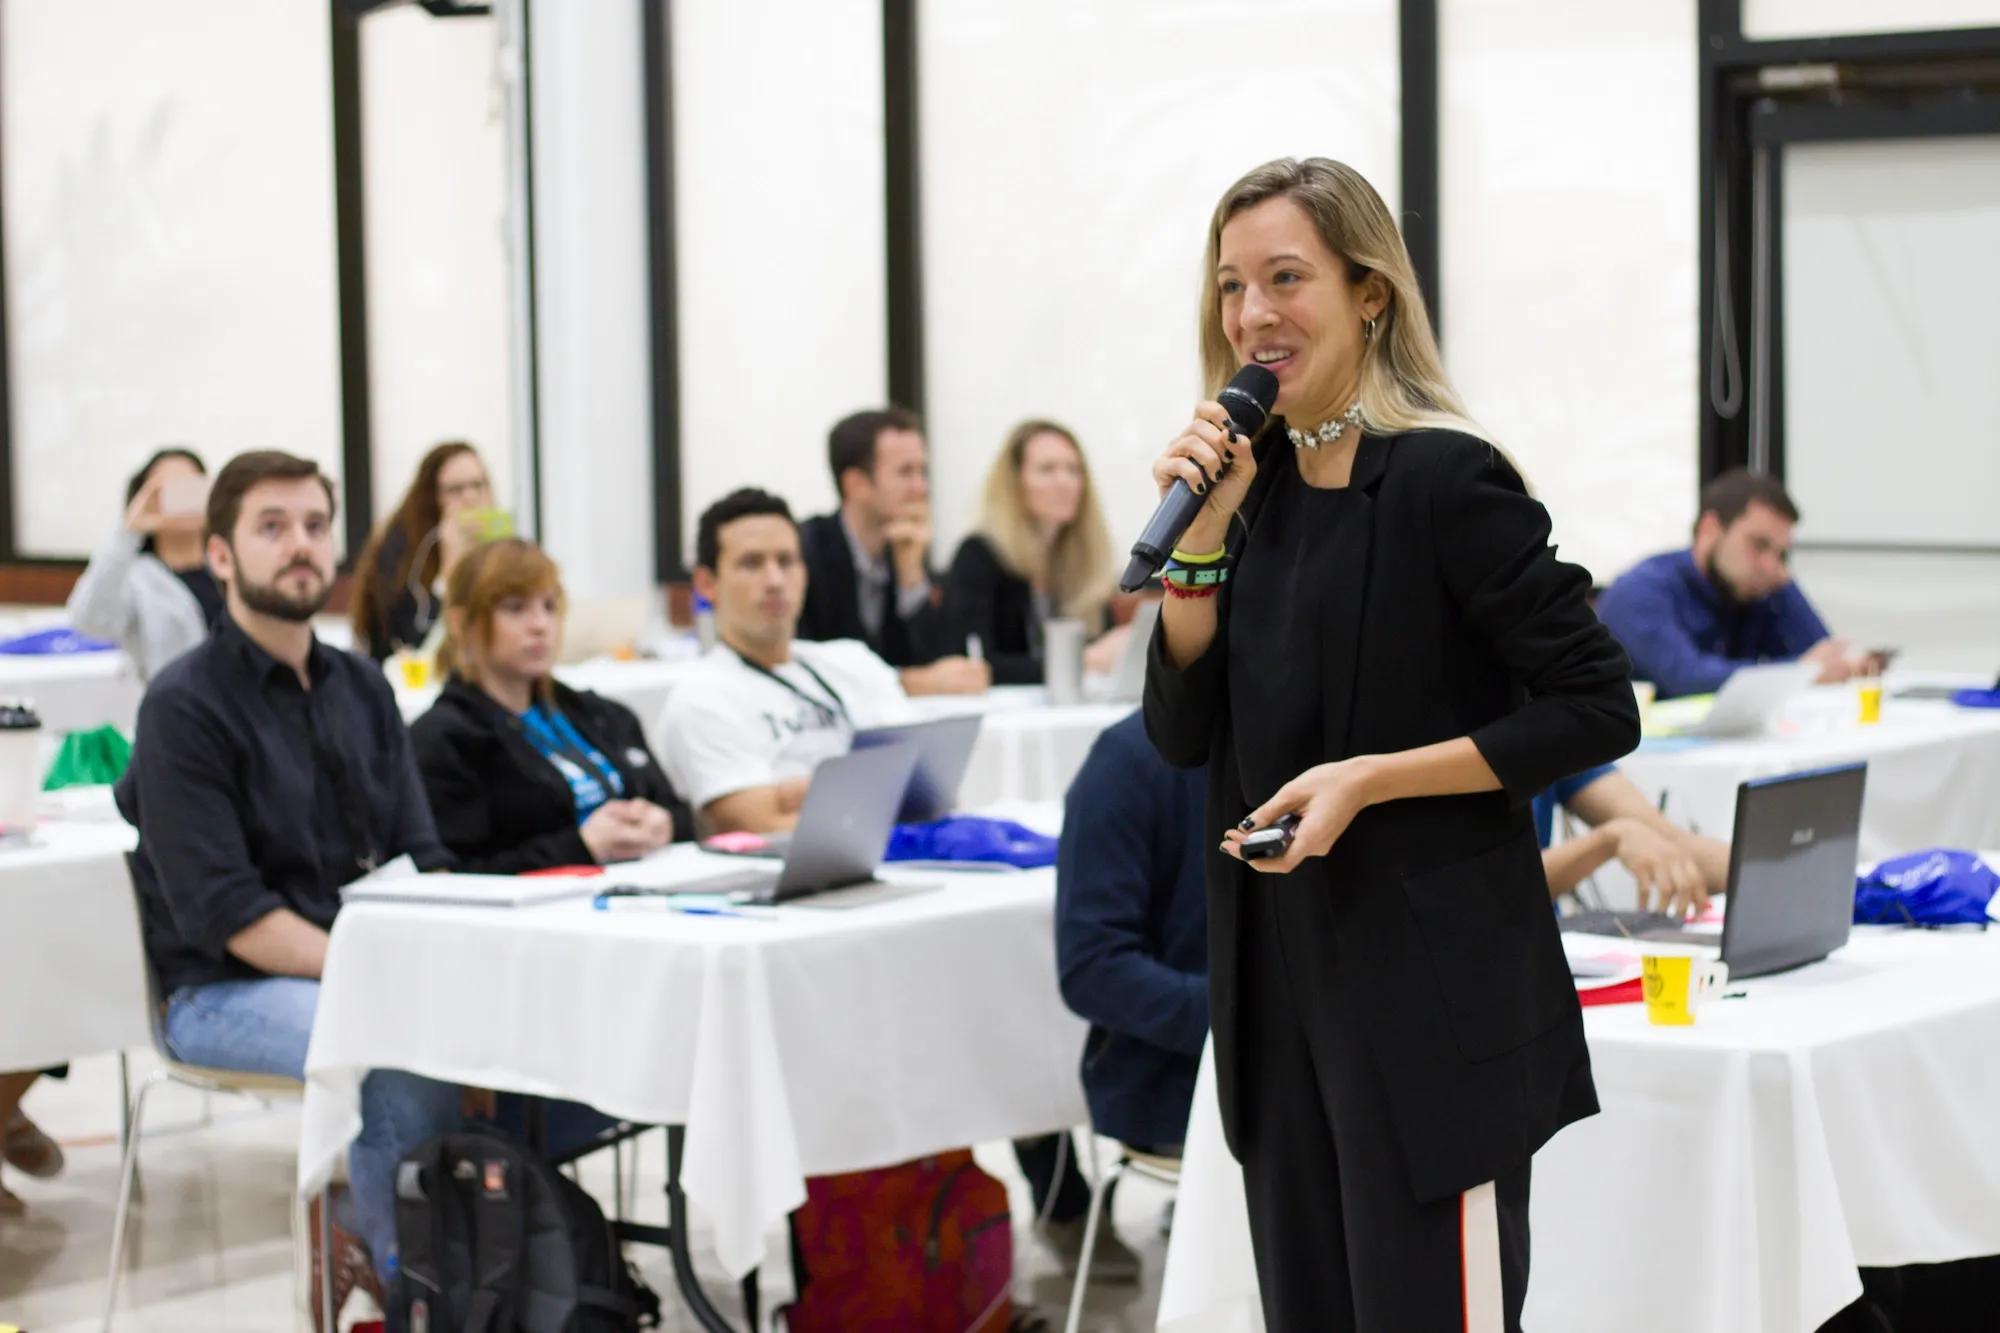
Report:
411,676,692,874
943,534,1109,686
1144,428,1639,1203
796,512,948,667
943,535,1039,685
356,526,436,663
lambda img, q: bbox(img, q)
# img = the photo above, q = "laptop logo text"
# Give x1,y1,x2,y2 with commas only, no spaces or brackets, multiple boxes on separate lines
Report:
1791,827,1816,847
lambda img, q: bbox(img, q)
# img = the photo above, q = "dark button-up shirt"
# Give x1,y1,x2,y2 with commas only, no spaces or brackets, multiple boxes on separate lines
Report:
1596,549,1830,699
117,615,451,994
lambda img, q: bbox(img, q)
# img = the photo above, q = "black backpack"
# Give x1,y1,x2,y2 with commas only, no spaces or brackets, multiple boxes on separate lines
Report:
393,1130,659,1332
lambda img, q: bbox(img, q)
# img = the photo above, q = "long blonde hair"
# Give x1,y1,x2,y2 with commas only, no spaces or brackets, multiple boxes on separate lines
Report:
976,420,1116,621
1198,158,1485,442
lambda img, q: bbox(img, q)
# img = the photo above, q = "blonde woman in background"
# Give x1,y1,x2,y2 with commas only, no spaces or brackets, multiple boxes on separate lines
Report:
943,420,1127,685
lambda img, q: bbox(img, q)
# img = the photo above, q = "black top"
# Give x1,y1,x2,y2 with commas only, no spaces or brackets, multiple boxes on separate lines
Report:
411,675,693,874
116,615,453,995
356,526,436,662
943,533,1109,687
1144,428,1639,1204
795,512,948,668
1228,460,1366,799
173,565,225,630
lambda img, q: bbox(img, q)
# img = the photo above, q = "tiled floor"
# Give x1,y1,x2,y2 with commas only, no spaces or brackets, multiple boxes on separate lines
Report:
1,1052,1171,1331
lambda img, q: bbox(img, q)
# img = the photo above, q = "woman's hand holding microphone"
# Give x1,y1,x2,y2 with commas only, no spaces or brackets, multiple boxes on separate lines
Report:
1150,400,1259,552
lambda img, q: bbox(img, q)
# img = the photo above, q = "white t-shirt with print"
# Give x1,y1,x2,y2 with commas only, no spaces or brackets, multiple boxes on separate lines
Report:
658,638,915,812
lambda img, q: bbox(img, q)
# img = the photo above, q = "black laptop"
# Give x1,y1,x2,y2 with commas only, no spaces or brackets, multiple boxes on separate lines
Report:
1563,762,1867,978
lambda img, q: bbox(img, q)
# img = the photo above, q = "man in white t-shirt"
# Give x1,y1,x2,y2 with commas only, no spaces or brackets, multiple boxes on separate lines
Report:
661,488,916,834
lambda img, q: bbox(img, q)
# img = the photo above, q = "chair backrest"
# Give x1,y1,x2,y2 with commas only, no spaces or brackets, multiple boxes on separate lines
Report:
120,850,179,1065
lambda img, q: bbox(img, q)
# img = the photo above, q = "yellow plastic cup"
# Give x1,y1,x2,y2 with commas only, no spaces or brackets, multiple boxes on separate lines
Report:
1857,679,1883,725
1641,954,1728,1026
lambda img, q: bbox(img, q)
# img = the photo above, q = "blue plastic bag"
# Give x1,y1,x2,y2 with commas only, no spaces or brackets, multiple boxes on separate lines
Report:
1853,849,1998,927
885,816,1058,869
0,627,116,655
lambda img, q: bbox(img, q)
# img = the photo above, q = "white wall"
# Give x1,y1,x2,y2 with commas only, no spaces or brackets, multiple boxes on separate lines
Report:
918,0,1401,561
1,0,343,557
1439,0,1699,586
360,7,513,523
527,0,655,599
670,0,887,562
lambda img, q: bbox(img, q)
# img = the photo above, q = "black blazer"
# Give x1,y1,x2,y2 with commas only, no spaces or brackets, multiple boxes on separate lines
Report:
1144,428,1639,1204
943,534,1111,686
943,534,1040,685
356,527,435,663
796,512,948,668
411,676,692,874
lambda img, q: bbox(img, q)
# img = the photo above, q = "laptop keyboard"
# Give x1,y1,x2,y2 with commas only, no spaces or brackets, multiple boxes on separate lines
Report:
1561,909,1698,940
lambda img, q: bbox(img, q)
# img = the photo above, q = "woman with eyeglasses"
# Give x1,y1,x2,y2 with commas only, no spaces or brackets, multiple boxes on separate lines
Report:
349,441,496,662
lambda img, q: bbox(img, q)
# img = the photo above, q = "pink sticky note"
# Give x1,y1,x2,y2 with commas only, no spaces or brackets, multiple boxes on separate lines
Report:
703,831,770,854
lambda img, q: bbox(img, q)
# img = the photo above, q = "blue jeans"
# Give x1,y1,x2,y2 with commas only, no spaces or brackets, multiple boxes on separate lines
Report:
164,976,465,1292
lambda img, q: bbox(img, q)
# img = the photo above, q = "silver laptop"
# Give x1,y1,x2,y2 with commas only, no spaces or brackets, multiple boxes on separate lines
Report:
1564,762,1866,978
1685,660,1819,737
851,715,983,822
690,743,933,907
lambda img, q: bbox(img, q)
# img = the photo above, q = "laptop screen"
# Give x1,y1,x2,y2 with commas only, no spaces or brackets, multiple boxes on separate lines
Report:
1719,763,1867,979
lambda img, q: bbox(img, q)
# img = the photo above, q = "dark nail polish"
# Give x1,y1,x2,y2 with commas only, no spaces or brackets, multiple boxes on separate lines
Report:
1238,817,1256,830
1195,481,1206,494
1226,425,1238,442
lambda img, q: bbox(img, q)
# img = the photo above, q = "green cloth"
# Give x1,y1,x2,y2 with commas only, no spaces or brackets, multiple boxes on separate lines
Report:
42,725,132,790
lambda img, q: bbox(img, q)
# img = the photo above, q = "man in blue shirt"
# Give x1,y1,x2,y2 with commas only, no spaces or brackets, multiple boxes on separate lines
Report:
1018,712,1206,1280
1597,469,1872,698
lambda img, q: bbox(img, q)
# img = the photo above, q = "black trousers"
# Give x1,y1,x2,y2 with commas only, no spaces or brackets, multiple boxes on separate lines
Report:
1014,1131,1094,1224
1236,876,1532,1332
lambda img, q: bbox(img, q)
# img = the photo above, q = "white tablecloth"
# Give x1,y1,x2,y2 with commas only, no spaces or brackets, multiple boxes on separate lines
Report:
299,847,1089,1277
1616,687,2000,877
0,651,143,735
0,790,145,1070
1159,926,2000,1333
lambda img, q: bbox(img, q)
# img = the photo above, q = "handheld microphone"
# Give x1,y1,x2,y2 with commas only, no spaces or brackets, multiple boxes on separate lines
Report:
1119,364,1279,592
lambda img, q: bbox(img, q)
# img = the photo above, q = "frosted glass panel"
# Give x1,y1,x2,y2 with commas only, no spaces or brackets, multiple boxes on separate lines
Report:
1744,0,2000,40
671,0,886,554
1782,135,2000,547
1,0,343,557
361,8,512,524
920,0,1399,559
1440,0,1699,585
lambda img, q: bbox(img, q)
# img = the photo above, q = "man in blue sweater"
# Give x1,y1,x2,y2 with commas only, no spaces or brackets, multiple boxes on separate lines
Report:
1596,469,1875,698
1020,711,1207,1277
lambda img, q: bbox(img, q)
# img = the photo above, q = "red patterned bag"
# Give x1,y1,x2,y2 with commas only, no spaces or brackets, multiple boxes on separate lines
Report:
783,1149,1014,1332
